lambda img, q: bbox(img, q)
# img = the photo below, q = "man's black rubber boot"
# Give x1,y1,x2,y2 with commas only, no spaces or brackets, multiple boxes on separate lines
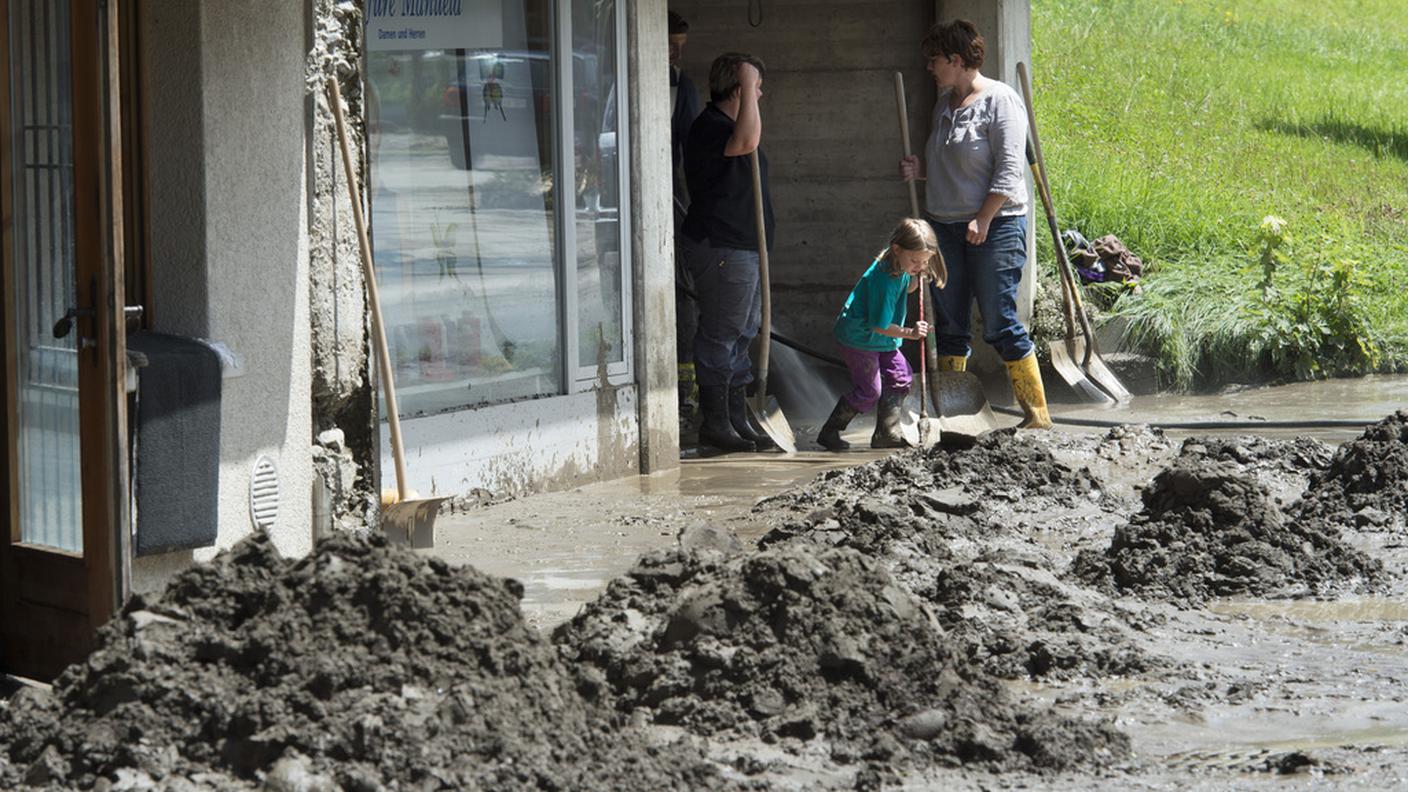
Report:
699,384,755,453
728,385,773,451
871,391,912,449
816,397,859,452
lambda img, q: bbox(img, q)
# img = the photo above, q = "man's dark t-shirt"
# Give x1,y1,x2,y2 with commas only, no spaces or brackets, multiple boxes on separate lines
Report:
682,104,775,251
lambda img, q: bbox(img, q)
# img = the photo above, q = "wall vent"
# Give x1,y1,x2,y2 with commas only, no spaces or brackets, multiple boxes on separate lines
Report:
250,455,280,530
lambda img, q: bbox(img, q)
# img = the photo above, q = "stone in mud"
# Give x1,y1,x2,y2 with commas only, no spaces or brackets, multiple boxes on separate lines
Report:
1074,460,1383,603
678,520,744,556
0,532,739,792
554,542,1130,773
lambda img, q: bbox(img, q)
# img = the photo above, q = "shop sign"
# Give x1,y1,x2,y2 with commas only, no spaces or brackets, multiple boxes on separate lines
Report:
367,0,503,51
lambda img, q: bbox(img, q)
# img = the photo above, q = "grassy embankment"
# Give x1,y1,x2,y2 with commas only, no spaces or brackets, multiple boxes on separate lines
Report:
1031,0,1408,389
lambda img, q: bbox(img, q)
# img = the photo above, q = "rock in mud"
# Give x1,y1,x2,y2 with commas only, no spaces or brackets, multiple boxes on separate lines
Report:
0,532,740,791
1074,460,1383,603
554,543,1130,773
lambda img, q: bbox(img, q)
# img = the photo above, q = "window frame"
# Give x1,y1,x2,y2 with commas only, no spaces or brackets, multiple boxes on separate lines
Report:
552,0,632,394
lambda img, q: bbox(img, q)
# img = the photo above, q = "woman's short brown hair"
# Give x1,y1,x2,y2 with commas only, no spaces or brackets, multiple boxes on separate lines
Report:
921,19,985,70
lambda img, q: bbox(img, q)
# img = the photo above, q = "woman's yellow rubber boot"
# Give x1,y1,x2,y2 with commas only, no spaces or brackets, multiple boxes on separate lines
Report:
1004,354,1053,429
935,355,967,372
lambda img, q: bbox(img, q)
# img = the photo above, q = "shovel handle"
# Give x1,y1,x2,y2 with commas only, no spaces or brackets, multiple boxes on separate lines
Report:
917,276,929,421
1017,63,1101,367
894,72,921,218
328,76,409,501
749,150,771,411
894,72,947,289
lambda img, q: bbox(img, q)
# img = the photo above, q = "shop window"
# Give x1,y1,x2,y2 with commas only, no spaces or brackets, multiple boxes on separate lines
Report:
366,0,629,418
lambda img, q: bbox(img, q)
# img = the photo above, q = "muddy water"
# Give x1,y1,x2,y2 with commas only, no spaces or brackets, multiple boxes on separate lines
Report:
1053,373,1408,443
430,449,895,629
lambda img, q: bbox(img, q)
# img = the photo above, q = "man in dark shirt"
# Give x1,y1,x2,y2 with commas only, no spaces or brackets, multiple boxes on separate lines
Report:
680,52,774,454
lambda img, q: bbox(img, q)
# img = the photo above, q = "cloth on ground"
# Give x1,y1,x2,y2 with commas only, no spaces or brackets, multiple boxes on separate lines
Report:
1063,229,1143,285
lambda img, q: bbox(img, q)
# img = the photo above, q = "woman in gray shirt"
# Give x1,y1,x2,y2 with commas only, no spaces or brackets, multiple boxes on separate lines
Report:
899,19,1052,429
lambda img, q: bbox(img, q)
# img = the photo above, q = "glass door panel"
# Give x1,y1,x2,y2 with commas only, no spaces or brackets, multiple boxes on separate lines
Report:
572,0,624,370
7,0,81,553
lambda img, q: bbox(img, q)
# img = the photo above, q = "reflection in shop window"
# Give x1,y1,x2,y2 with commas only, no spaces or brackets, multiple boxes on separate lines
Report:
573,0,625,370
367,0,559,417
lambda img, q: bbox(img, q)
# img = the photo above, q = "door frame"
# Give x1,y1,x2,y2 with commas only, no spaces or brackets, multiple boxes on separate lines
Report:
0,0,130,680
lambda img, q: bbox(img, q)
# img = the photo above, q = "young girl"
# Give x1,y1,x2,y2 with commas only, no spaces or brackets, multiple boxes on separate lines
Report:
817,218,944,451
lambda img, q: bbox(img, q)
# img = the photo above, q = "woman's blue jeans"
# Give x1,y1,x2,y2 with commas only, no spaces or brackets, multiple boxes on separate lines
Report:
925,215,1033,362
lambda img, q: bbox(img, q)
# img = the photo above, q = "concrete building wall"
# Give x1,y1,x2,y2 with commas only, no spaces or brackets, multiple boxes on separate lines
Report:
133,0,315,591
627,0,679,472
668,0,1032,375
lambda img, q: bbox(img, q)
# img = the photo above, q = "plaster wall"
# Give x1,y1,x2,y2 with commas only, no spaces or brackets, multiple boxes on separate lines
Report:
381,387,640,500
668,0,1032,374
133,0,314,592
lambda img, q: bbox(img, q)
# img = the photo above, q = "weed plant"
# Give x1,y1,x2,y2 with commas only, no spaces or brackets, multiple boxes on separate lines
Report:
1032,0,1408,388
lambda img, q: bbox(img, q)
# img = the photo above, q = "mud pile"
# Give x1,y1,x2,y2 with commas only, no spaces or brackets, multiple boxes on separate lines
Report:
754,434,1163,682
1074,461,1383,603
1177,434,1334,506
1293,411,1408,532
0,533,736,791
554,542,1130,773
1178,435,1334,473
759,432,1102,554
915,553,1162,680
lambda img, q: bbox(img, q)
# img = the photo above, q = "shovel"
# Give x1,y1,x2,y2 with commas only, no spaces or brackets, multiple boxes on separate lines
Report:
893,71,997,444
328,76,447,547
1016,63,1131,404
913,275,940,448
746,150,797,454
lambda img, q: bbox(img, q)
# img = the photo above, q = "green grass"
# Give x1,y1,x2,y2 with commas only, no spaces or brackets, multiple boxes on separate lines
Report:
1031,0,1408,388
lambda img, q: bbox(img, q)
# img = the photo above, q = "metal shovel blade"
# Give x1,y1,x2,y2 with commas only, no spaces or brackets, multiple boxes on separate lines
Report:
382,497,450,549
1050,338,1118,405
1067,336,1132,403
929,370,999,443
749,395,797,455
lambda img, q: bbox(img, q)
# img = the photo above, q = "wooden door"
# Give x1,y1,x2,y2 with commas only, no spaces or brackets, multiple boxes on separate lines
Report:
0,0,129,681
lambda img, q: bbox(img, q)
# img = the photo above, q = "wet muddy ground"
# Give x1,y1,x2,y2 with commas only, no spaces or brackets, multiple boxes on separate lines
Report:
430,415,1408,790
5,407,1408,789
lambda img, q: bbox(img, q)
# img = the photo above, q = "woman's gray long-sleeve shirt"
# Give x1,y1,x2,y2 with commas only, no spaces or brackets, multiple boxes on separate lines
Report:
924,80,1029,223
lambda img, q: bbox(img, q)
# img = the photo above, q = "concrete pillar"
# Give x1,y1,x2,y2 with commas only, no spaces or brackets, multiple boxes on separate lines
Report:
627,0,680,472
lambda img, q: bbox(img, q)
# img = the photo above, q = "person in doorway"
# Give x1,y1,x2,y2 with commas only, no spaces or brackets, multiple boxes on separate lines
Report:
680,52,773,453
817,218,938,451
898,19,1051,429
669,11,704,426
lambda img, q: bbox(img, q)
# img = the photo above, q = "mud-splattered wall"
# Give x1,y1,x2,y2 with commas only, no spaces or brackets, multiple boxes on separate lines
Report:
307,0,379,537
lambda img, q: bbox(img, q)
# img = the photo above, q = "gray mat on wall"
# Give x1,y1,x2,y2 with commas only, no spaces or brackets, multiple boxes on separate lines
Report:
127,332,222,556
